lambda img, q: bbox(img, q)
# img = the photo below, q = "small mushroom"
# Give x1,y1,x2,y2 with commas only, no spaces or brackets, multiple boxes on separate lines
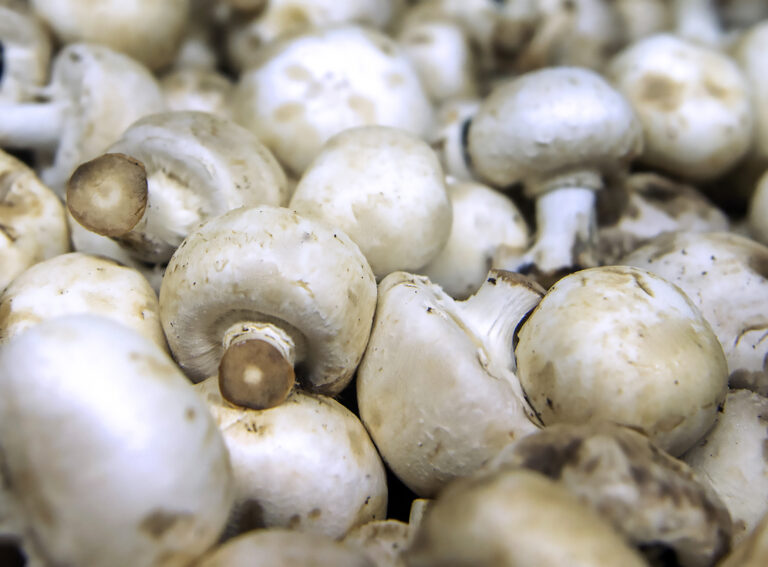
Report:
160,205,377,409
67,110,288,264
469,66,643,277
0,42,165,194
0,252,166,351
0,148,69,291
405,468,649,566
682,389,768,544
0,4,51,103
232,24,434,176
159,68,234,118
196,377,387,539
515,265,728,456
343,519,411,567
0,314,234,567
357,269,544,496
289,125,452,279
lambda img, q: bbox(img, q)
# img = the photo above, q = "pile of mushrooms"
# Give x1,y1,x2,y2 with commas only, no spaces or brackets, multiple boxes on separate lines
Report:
4,2,768,566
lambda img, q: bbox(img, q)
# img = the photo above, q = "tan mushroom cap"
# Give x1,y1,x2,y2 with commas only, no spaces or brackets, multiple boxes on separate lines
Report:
160,205,377,398
515,265,728,457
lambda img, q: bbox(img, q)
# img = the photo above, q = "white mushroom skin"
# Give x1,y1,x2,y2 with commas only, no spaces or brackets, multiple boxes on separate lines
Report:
0,252,166,352
682,389,768,544
160,206,377,404
0,315,234,567
0,4,52,103
196,377,387,539
290,126,452,280
515,265,728,457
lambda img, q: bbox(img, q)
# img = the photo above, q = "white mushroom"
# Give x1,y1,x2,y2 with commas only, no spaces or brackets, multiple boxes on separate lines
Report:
719,507,768,566
159,68,234,118
67,111,288,264
469,66,643,276
160,206,377,409
357,269,544,496
0,148,69,291
428,97,480,182
515,265,728,456
0,252,166,352
748,169,768,246
197,377,387,539
0,42,165,194
682,389,768,545
232,24,434,176
0,314,234,567
29,0,191,71
289,125,451,279
0,4,51,103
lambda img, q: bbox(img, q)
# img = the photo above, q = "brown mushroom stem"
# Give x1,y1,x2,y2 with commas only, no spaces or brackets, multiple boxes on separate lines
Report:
0,101,63,149
495,187,597,276
66,153,149,238
218,322,298,411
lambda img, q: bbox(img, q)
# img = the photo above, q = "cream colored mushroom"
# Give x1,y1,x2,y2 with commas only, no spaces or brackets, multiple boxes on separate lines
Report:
289,126,451,279
0,252,166,351
159,68,234,118
357,269,543,496
0,314,234,567
0,149,69,291
515,265,728,456
0,3,51,103
428,97,480,182
719,508,768,567
343,519,411,567
160,206,377,410
67,111,288,264
197,377,387,539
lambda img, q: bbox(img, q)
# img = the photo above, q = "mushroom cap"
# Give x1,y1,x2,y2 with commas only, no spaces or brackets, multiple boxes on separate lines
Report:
606,33,753,181
232,24,434,176
342,519,411,567
0,149,69,291
357,270,543,496
467,66,642,194
515,265,728,456
749,169,768,246
682,389,768,544
160,205,377,394
159,68,235,118
290,125,452,279
733,21,768,162
489,422,733,567
405,468,648,567
620,231,768,390
30,0,190,70
0,252,166,351
197,377,387,539
719,507,768,567
0,315,233,567
0,4,52,103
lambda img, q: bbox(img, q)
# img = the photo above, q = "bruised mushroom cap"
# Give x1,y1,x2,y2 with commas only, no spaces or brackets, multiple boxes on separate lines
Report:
467,66,642,194
0,252,166,351
0,149,69,291
488,422,733,567
290,125,452,279
197,377,387,539
0,315,233,567
160,205,377,396
357,269,544,496
196,528,375,567
405,468,648,567
682,389,768,544
515,265,728,457
605,33,753,181
30,0,190,70
620,231,768,393
0,4,51,103
232,24,434,176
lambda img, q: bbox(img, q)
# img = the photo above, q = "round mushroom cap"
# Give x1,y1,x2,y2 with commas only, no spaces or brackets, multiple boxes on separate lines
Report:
515,265,729,456
467,66,642,194
160,205,377,394
489,422,733,567
0,314,233,567
606,33,753,181
290,125,451,279
232,24,434,176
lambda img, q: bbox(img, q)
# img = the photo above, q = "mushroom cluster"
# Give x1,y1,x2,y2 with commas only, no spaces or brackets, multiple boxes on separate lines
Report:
3,2,768,566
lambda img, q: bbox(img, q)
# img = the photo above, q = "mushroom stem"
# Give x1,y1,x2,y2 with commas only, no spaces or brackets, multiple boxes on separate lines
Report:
674,0,722,46
218,321,297,410
0,101,63,149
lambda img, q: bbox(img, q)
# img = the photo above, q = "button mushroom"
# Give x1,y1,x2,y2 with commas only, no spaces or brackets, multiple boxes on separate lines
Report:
515,265,728,456
0,3,51,104
159,205,377,410
0,314,234,567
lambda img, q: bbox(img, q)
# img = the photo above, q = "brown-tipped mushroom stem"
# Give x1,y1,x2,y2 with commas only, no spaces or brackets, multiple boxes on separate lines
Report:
66,153,148,238
218,322,297,410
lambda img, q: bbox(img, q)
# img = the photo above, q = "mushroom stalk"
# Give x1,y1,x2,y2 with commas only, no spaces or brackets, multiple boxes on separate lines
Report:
219,321,298,411
0,100,63,149
674,0,722,46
